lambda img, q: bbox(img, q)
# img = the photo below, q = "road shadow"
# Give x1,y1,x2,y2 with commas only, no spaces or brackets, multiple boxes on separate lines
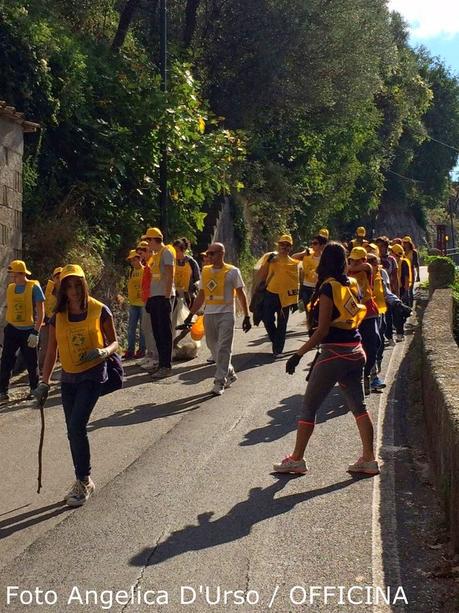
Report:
0,501,69,539
87,392,213,431
240,388,348,446
129,478,357,567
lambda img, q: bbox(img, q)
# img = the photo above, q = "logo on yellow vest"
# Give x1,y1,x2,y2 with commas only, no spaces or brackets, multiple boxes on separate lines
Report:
344,295,359,316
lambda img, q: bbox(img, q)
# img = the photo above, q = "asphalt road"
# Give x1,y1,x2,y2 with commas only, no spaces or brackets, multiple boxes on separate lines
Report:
0,300,419,613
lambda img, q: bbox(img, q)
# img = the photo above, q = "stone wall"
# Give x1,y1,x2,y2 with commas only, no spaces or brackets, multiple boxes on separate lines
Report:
0,118,23,329
421,288,459,552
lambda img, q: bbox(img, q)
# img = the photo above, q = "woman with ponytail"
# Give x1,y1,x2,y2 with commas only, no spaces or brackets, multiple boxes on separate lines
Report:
273,242,379,476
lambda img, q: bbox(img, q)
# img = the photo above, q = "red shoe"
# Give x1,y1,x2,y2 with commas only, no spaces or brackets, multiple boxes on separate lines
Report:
122,351,135,360
135,350,145,359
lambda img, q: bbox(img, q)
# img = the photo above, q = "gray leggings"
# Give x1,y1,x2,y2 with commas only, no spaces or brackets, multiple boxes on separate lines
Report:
301,344,366,423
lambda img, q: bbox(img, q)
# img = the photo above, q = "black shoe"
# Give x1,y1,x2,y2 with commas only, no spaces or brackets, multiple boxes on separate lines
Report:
0,392,10,403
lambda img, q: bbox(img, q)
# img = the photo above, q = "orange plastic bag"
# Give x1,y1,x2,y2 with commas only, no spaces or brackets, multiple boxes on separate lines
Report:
190,315,205,341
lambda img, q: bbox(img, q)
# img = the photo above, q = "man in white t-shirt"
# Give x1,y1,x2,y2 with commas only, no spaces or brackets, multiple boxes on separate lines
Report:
182,243,251,396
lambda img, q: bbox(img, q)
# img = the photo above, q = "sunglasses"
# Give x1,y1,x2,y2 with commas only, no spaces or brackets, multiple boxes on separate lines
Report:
278,242,291,247
311,241,319,246
206,251,220,256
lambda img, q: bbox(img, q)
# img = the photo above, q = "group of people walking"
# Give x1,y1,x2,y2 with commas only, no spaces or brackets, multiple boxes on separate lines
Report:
0,224,418,505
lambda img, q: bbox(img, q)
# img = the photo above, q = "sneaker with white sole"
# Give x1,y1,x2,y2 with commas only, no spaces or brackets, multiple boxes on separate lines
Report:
371,376,386,391
396,333,405,342
386,338,396,347
0,392,10,403
225,373,238,388
211,382,225,396
273,456,308,474
66,478,95,507
347,457,379,475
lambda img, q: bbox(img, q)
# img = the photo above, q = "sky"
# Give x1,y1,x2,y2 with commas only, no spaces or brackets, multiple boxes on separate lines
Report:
388,0,459,178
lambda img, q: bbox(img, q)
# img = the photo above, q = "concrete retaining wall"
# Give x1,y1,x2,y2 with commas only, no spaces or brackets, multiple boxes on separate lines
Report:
421,288,459,552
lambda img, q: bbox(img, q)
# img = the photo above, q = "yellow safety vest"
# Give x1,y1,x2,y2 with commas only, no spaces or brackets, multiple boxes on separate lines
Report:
202,264,234,305
175,259,193,293
127,267,145,306
44,280,57,318
353,270,375,305
404,251,415,286
373,266,387,315
266,256,299,308
320,277,367,330
302,254,320,286
55,297,105,374
397,257,413,289
148,245,176,284
6,280,37,327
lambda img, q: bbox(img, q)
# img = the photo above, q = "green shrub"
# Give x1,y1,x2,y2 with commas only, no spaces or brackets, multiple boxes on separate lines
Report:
427,256,456,291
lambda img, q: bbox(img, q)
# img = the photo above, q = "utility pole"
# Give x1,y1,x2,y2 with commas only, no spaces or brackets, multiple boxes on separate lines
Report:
159,0,168,235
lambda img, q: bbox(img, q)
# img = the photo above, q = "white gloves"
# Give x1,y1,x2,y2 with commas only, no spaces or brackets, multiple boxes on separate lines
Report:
27,331,39,349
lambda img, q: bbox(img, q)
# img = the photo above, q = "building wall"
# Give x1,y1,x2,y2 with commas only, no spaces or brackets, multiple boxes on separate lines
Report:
0,119,23,336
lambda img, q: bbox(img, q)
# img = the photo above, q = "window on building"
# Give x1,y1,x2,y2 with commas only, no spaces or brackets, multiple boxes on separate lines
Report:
0,223,9,246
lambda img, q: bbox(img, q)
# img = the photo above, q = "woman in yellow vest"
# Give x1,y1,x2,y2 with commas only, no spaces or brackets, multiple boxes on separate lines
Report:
273,242,379,477
401,236,419,306
390,244,412,304
256,233,300,357
347,246,381,395
0,260,45,403
124,250,146,360
292,234,328,308
34,264,118,507
172,237,200,308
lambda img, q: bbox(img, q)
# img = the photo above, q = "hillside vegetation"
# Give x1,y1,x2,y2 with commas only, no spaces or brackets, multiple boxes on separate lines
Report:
1,0,459,278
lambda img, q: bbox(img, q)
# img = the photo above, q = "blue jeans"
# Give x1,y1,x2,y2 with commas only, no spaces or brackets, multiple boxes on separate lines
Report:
127,305,145,353
61,380,102,480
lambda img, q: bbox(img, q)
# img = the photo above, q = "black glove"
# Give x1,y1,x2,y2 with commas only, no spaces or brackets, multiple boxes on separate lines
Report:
177,313,193,330
416,274,420,283
286,353,302,375
242,315,251,333
33,382,50,406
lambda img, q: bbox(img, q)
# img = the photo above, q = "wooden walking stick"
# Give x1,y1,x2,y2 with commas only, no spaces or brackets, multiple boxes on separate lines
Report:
37,399,45,493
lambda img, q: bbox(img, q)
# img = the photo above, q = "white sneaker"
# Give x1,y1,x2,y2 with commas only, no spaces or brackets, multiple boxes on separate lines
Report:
225,373,238,388
386,338,396,347
211,382,225,396
273,456,308,474
66,478,95,507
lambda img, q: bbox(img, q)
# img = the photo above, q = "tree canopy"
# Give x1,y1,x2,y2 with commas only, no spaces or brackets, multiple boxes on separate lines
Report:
1,0,458,272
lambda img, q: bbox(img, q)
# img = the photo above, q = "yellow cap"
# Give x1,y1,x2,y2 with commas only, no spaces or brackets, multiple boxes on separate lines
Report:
60,264,85,281
402,236,413,245
126,249,139,260
356,226,366,237
390,244,404,256
367,243,379,255
349,247,368,260
136,240,149,249
319,228,329,239
142,227,163,240
277,234,293,245
52,267,63,277
8,260,31,275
